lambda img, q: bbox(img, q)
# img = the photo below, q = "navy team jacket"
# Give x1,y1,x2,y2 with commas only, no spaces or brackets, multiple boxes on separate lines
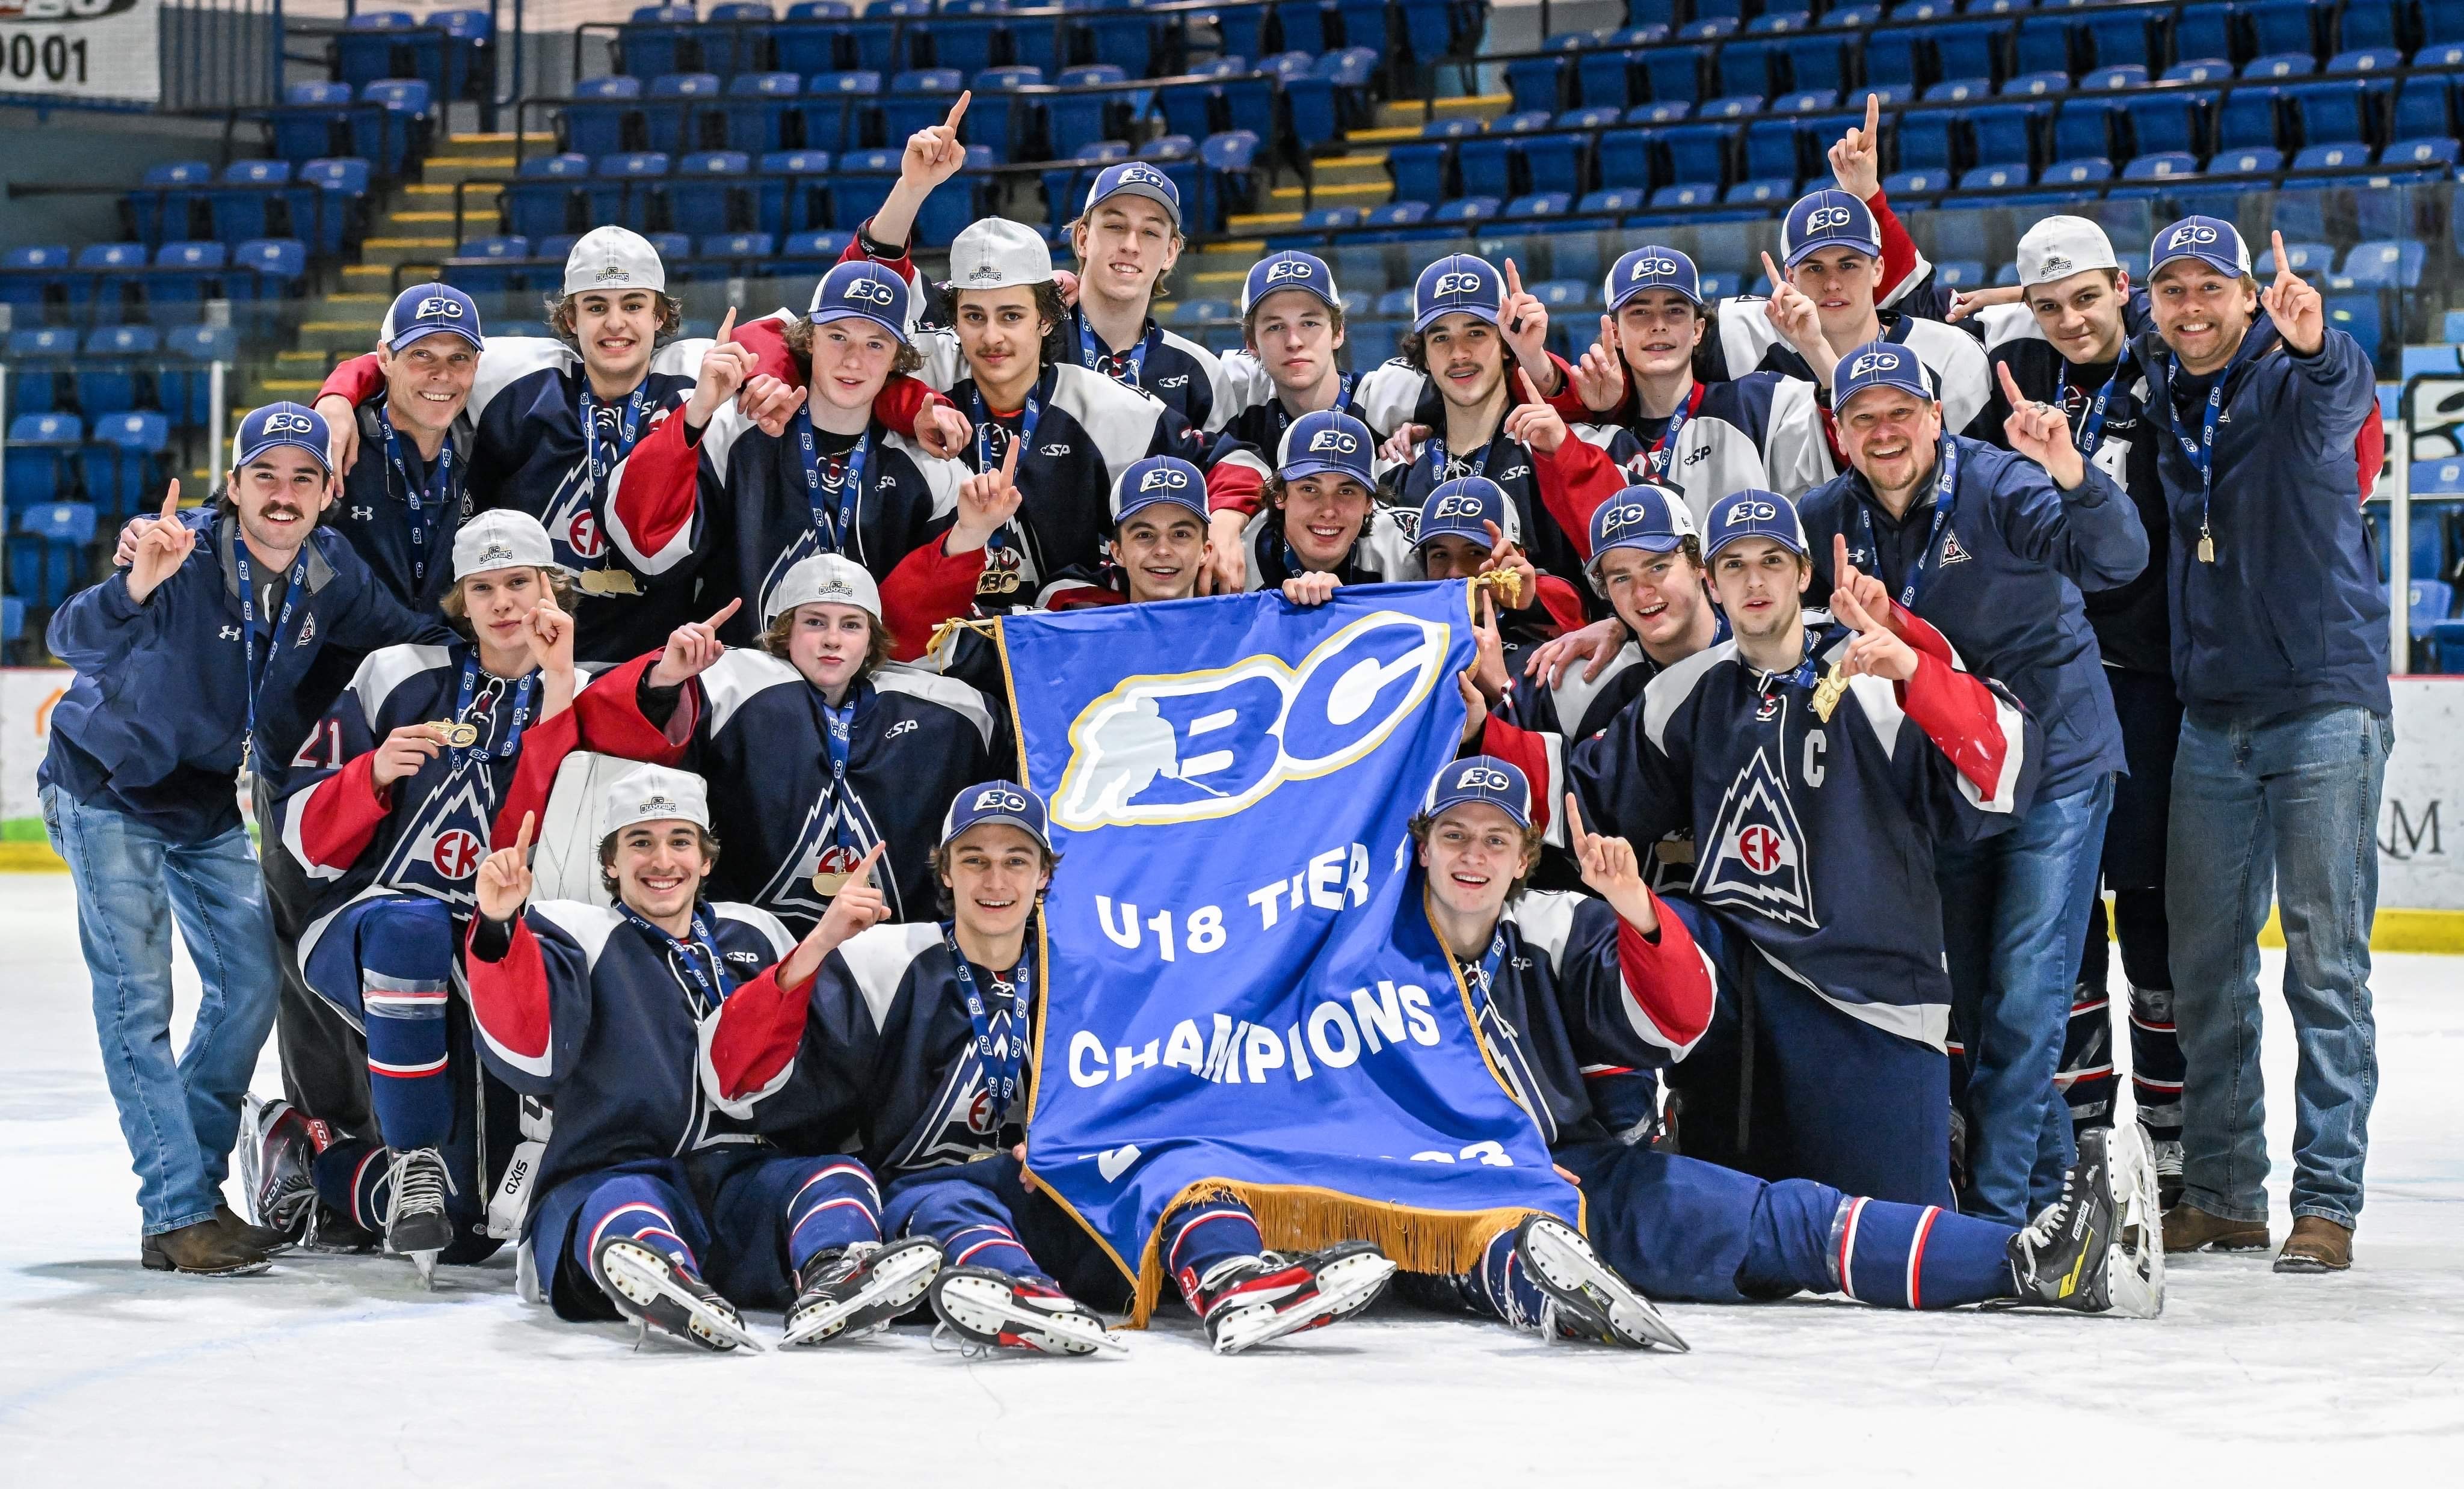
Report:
1798,435,2146,801
43,510,446,842
1488,611,2043,1051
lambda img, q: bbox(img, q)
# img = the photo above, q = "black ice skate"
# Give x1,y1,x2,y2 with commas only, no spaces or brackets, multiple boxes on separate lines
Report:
1186,1241,1397,1355
1512,1214,1690,1352
380,1146,457,1288
238,1094,319,1245
926,1265,1125,1355
2006,1125,2166,1319
782,1238,943,1347
591,1231,765,1353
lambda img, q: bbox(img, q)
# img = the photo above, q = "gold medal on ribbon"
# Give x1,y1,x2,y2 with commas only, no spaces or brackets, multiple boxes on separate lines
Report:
2198,533,2216,563
431,720,481,748
576,567,640,596
1810,663,1849,723
810,870,850,897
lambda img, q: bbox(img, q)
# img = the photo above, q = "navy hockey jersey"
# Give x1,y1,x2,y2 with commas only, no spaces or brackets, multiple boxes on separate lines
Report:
1494,614,2042,1049
1710,305,1994,440
42,510,448,841
1547,373,1838,518
327,396,476,613
468,897,801,1237
589,651,996,932
1064,304,1232,432
1386,419,1652,587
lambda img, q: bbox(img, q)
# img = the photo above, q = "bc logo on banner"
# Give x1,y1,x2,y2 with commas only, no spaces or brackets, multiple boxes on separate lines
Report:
0,0,159,105
997,581,1580,1321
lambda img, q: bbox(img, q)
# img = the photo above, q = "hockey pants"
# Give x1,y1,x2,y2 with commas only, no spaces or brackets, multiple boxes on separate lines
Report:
880,1155,1135,1311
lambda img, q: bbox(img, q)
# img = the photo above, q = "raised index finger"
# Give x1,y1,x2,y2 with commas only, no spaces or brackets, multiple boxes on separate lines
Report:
1517,367,1540,405
998,434,1019,480
1760,250,1784,291
1833,530,1854,580
944,90,971,131
704,596,742,630
515,811,535,854
1503,258,1523,297
851,840,886,886
1563,791,1591,846
158,480,181,523
2271,230,2292,280
1997,358,2024,404
1864,92,1880,143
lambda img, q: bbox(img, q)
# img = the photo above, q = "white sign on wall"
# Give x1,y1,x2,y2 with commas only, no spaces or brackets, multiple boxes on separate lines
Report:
0,0,158,105
2380,679,2462,912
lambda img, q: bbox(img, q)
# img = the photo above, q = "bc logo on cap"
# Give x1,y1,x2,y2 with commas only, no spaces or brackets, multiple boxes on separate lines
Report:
1631,257,1681,278
2167,223,2220,248
1845,350,1899,379
1429,270,1486,298
1734,500,1780,522
1120,165,1167,188
1137,465,1190,491
414,296,465,320
262,411,318,435
842,277,898,306
1806,205,1855,233
1598,502,1652,538
1264,258,1313,283
1307,428,1360,454
1429,492,1488,520
973,786,1031,814
1055,612,1449,830
1455,764,1512,793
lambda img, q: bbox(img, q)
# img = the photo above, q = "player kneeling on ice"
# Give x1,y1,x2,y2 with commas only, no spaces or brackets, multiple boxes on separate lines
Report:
1396,758,2163,1330
464,767,938,1351
698,782,1401,1356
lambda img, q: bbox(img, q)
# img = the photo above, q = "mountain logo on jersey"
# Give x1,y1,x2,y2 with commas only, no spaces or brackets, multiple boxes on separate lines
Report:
1053,610,1450,830
1697,744,1816,929
758,793,895,919
377,769,498,904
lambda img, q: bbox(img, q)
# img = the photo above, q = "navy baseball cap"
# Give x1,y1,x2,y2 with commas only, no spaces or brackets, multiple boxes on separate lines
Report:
807,259,911,339
1424,755,1533,829
1704,489,1809,559
1112,455,1209,524
2149,215,2252,279
1585,484,1697,586
1832,339,1935,412
1278,408,1375,488
940,780,1053,852
384,283,483,351
1242,250,1341,315
1605,247,1704,312
233,402,333,474
1412,253,1505,332
1417,476,1519,550
1083,160,1182,232
1781,188,1882,268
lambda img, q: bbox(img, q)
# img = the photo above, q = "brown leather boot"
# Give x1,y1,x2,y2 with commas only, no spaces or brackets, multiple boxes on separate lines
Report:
2161,1203,2270,1253
2275,1215,2353,1273
140,1219,271,1276
215,1203,297,1256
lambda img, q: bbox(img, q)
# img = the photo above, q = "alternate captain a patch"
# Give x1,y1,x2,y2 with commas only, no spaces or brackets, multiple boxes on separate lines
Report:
1698,743,1815,929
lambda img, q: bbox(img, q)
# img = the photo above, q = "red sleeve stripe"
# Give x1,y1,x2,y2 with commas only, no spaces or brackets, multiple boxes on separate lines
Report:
467,915,554,1076
570,651,695,766
1205,453,1269,515
1613,894,1714,1057
879,538,989,660
1898,651,2025,812
284,752,390,878
1476,717,1563,844
603,408,700,571
704,963,814,1104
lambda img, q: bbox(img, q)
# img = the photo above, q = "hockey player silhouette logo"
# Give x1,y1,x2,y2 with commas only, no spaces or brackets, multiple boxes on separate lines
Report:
1698,744,1816,929
1053,611,1449,830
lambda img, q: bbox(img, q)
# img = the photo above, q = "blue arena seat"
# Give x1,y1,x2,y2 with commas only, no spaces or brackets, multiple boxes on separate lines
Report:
2216,87,2284,149
722,72,801,154
2243,0,2323,61
798,70,879,154
2341,238,2426,287
643,72,722,155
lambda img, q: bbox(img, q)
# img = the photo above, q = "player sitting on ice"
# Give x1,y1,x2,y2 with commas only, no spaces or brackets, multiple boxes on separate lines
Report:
697,782,1402,1356
582,552,994,932
260,512,681,1280
1397,757,2164,1332
464,767,938,1351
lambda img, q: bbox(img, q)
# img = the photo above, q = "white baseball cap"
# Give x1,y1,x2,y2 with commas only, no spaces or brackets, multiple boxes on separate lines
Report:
600,764,712,843
766,551,882,626
451,510,558,580
947,217,1053,292
563,225,667,296
2016,216,2121,289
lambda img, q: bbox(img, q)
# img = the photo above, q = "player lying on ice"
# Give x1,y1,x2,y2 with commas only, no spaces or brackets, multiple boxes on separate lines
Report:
460,765,943,1352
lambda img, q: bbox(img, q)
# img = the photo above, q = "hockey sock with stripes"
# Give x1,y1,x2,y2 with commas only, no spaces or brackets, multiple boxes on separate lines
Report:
311,1138,387,1230
782,1161,883,1273
358,907,454,1151
1162,1197,1267,1309
574,1178,706,1287
2113,887,2183,1146
1823,1195,2017,1310
1464,1226,1550,1328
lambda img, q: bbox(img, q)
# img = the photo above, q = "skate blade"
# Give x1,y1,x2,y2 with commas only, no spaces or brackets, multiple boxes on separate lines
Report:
1213,1254,1399,1355
2107,1125,2166,1319
1523,1220,1690,1353
600,1244,766,1354
933,1275,1127,1356
411,1250,439,1291
237,1096,269,1227
782,1244,944,1348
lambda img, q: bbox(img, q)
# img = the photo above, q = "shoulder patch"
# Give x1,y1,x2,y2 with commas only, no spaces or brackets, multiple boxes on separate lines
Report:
1642,640,1736,753
1504,889,1585,968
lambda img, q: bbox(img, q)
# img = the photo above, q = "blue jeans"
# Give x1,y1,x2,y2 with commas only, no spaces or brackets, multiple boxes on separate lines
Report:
43,784,281,1235
2167,706,2388,1229
1939,775,2114,1228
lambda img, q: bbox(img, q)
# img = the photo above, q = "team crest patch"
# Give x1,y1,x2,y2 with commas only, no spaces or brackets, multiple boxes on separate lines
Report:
1939,531,1971,565
1697,744,1816,929
295,610,317,648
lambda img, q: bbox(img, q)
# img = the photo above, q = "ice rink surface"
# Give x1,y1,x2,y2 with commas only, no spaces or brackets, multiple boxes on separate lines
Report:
1,876,2457,1485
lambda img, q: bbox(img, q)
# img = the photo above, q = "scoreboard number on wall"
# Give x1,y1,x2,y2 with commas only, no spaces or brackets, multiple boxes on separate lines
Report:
0,0,158,105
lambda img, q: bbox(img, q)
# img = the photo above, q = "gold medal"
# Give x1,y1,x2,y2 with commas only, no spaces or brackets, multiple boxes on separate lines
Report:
576,567,640,596
1811,663,1849,723
2198,533,2216,563
1652,838,1696,867
431,720,481,748
810,870,851,897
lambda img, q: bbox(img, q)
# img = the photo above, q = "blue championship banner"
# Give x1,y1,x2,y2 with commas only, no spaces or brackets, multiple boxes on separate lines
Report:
996,580,1582,1323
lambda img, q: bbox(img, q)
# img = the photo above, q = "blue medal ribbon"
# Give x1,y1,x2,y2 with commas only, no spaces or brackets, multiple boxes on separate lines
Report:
1270,372,1356,438
621,902,736,1018
805,683,864,862
2165,354,2225,560
2068,356,2130,459
1076,313,1162,388
577,382,655,520
795,425,870,557
1425,423,1503,486
1644,382,1705,479
233,535,308,770
450,656,537,770
970,385,1039,565
1457,927,1557,1144
377,404,456,594
945,924,1030,1125
1850,434,1962,612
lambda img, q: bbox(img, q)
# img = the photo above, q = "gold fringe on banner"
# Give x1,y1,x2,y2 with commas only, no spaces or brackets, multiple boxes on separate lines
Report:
1126,1181,1559,1327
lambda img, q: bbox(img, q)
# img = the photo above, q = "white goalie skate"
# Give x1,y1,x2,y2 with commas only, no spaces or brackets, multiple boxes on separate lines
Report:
1515,1215,1691,1352
926,1265,1128,1356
